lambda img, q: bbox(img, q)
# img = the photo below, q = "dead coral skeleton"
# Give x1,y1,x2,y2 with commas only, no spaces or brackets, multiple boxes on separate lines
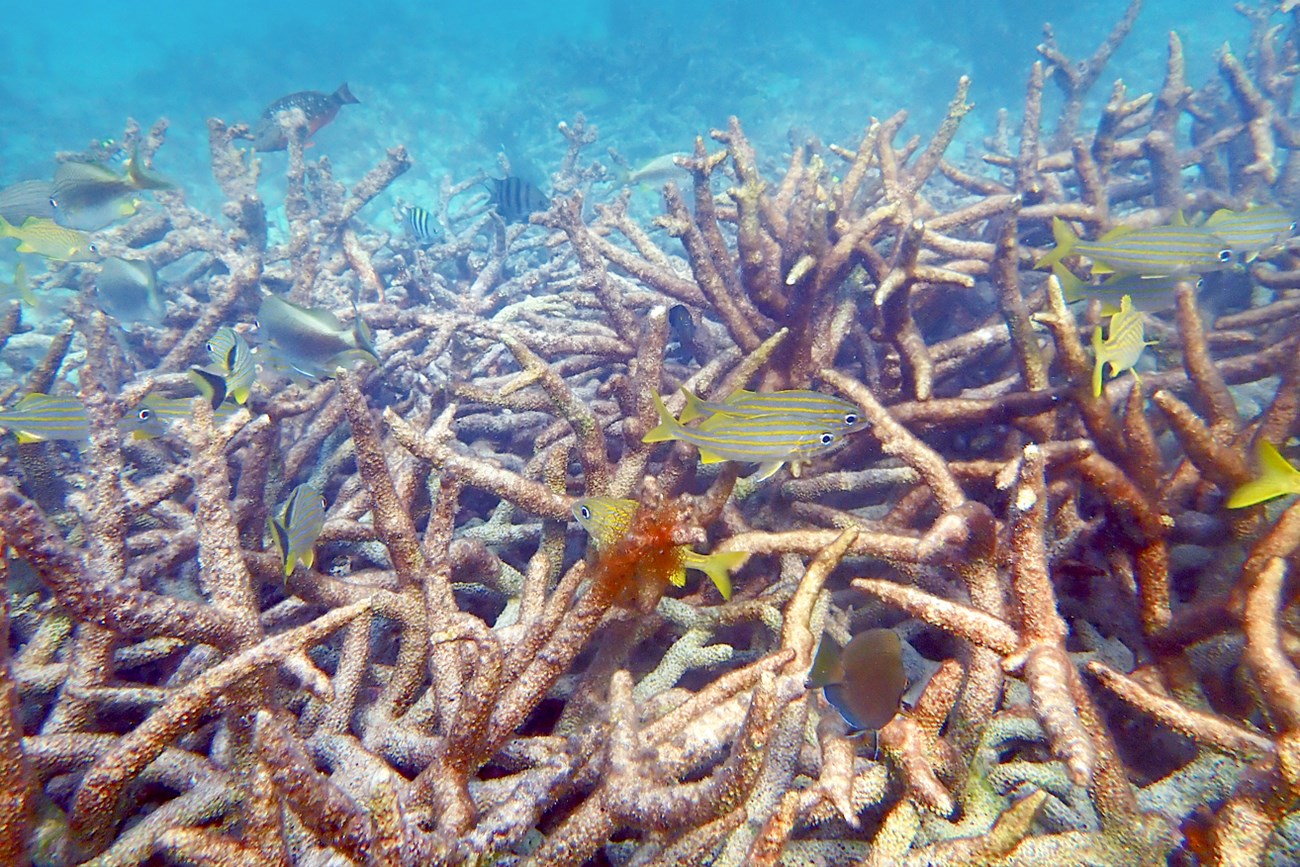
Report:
6,2,1300,865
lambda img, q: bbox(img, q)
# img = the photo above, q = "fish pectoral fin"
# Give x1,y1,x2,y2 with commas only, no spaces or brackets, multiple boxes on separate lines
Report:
697,448,728,464
667,564,687,588
752,461,784,481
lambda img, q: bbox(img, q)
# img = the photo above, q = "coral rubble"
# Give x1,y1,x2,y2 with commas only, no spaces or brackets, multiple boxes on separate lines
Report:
6,1,1300,864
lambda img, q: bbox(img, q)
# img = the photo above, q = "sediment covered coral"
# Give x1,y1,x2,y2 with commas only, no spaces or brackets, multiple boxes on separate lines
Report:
6,2,1300,864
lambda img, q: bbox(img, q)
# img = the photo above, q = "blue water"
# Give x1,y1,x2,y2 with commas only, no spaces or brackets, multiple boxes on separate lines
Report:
0,1,1248,220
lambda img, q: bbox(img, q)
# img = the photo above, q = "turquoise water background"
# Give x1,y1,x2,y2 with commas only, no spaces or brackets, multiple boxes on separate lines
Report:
0,1,1256,219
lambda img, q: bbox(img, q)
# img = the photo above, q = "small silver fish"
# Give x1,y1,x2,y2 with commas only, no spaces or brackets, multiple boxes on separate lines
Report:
269,484,327,575
623,153,688,186
95,257,164,325
256,294,378,380
0,394,89,443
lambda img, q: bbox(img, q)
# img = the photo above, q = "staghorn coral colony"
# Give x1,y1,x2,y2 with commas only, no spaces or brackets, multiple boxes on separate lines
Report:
10,1,1300,865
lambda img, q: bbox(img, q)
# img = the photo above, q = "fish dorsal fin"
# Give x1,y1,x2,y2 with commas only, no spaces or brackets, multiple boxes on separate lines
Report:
1205,208,1232,226
1170,210,1189,227
1098,225,1135,242
724,389,757,404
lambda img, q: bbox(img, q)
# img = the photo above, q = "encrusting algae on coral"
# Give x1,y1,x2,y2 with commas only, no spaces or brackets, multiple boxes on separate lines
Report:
6,1,1300,864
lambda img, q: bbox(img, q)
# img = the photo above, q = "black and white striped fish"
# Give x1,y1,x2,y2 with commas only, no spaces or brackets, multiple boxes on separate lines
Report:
405,205,443,244
488,177,550,224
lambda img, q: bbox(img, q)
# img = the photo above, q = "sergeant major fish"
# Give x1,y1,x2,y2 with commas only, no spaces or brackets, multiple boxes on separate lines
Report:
405,205,443,244
572,495,743,599
251,83,360,152
487,177,550,224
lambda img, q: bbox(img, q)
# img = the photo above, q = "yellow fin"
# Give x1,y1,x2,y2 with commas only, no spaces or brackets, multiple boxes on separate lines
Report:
684,549,744,600
641,393,681,443
1091,326,1105,397
1227,440,1300,507
1035,216,1078,270
679,387,710,423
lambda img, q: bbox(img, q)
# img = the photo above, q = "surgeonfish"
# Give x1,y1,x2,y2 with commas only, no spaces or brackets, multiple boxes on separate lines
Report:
204,326,256,404
806,628,908,732
94,257,164,325
1227,440,1300,508
572,495,743,599
667,304,702,365
0,394,89,443
1204,204,1297,259
643,392,843,481
1036,216,1235,276
679,387,867,433
1091,295,1153,397
0,216,98,262
487,177,550,224
50,152,172,230
269,484,327,576
405,206,443,244
0,180,56,224
251,83,359,151
256,294,378,380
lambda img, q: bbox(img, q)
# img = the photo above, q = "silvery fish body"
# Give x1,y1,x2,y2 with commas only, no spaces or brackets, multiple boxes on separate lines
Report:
257,294,378,380
0,394,89,443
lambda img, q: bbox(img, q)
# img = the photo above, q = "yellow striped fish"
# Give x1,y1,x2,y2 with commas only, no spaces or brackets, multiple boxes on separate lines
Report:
1227,440,1300,508
1037,217,1234,276
573,496,743,599
120,393,240,440
643,393,842,481
270,484,327,576
1091,295,1153,397
0,216,98,262
679,387,867,433
1204,205,1296,259
0,394,89,443
1052,263,1195,313
204,327,256,404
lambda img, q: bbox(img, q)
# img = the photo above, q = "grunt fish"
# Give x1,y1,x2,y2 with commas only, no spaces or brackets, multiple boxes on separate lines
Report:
94,257,164,326
0,180,55,224
487,176,550,224
1037,216,1235,276
269,484,328,575
680,387,867,434
251,83,359,152
1052,263,1196,313
806,628,907,732
1204,204,1296,259
0,394,89,443
1091,295,1153,397
257,294,378,380
204,326,256,404
572,495,743,599
0,216,98,261
1227,440,1300,508
405,205,443,244
643,392,843,481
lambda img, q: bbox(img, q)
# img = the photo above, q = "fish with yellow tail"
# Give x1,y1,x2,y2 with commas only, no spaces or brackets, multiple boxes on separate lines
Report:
0,394,89,443
51,150,174,231
1091,295,1153,397
270,484,327,576
202,327,256,404
572,496,743,599
0,216,98,261
1037,216,1235,276
643,393,842,481
1227,440,1300,508
806,628,908,732
678,386,867,433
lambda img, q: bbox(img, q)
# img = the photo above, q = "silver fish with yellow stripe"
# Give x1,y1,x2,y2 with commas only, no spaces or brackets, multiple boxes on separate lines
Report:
1204,204,1296,259
269,483,327,576
679,386,866,433
1091,295,1153,396
0,394,89,443
1038,217,1234,276
0,216,98,262
643,393,843,481
573,495,743,599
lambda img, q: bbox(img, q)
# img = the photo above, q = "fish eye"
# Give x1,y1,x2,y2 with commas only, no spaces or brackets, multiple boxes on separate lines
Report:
137,408,152,421
88,243,100,255
820,433,835,446
49,196,59,209
1195,278,1205,290
579,506,591,520
843,413,859,426
1217,249,1233,263
205,342,215,353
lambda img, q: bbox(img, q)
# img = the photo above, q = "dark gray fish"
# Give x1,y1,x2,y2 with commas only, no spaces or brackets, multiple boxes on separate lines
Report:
251,83,360,151
0,180,55,224
667,304,701,364
406,205,442,243
95,257,164,326
807,628,907,732
488,176,549,223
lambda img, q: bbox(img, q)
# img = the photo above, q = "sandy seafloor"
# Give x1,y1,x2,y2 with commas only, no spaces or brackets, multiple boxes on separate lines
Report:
0,0,1253,249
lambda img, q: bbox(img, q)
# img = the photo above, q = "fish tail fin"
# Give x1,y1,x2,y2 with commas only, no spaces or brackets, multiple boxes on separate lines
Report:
1051,263,1087,303
678,387,710,423
688,550,744,600
13,262,36,307
187,366,229,410
1228,440,1300,507
1091,326,1105,397
125,149,175,191
335,83,360,105
642,393,683,443
1035,217,1078,270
